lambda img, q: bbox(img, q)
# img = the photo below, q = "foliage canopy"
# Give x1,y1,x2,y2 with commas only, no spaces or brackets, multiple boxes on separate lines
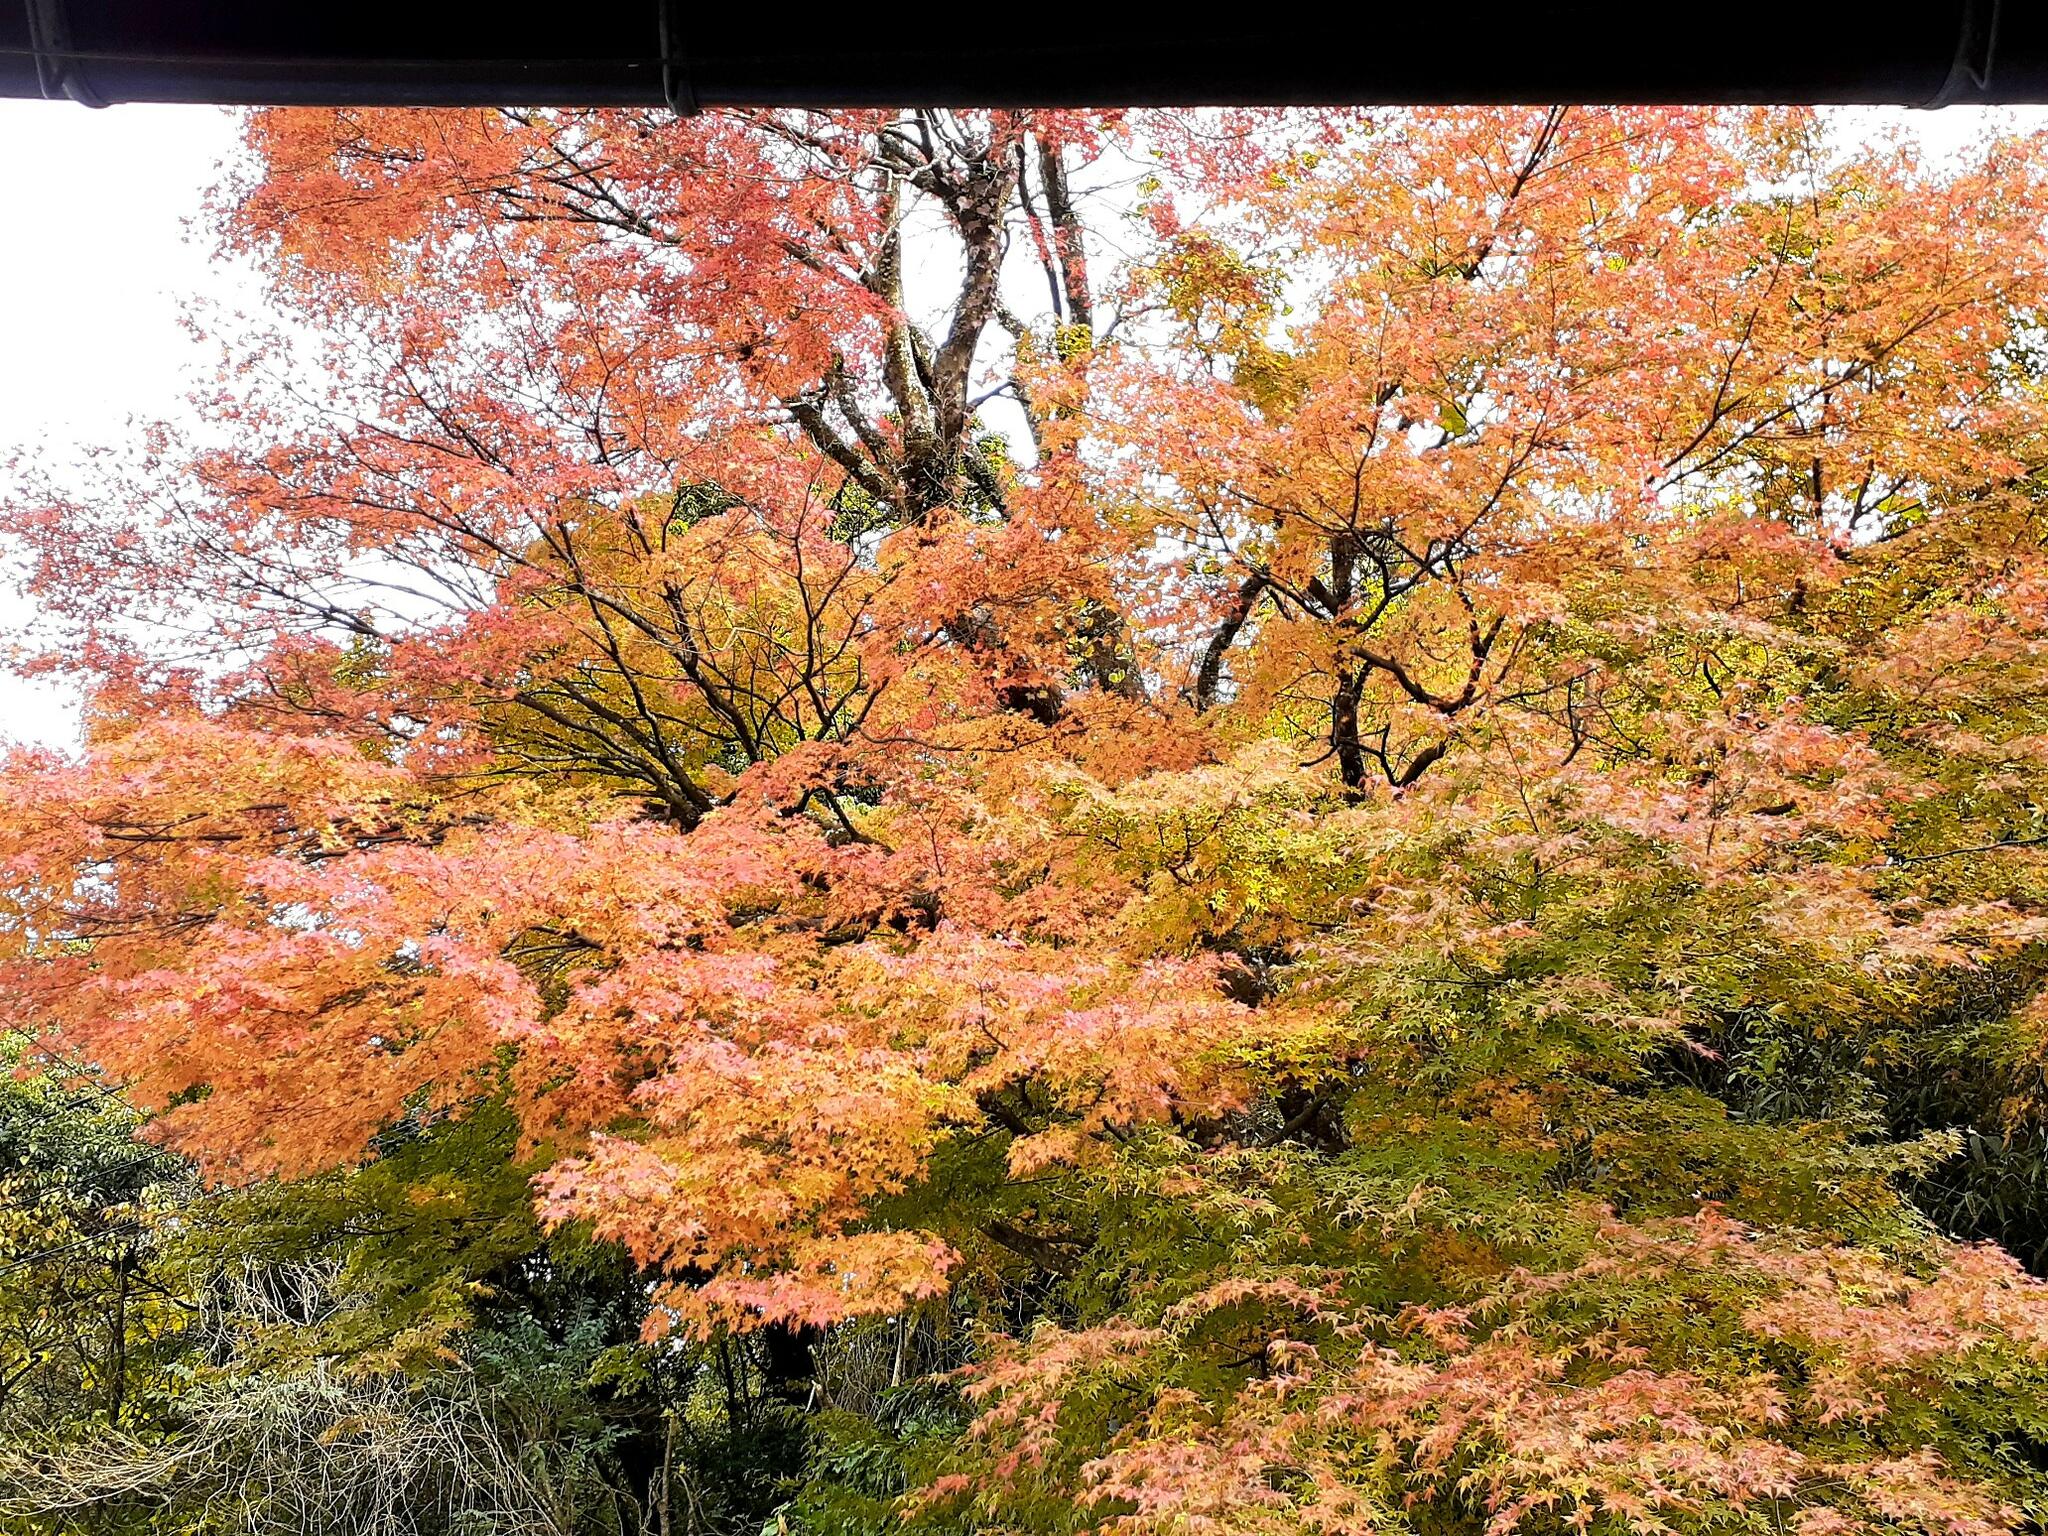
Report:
8,105,2048,1536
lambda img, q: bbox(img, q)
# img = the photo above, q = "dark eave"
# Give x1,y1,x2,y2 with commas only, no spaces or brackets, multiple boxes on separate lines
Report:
1,4,2040,111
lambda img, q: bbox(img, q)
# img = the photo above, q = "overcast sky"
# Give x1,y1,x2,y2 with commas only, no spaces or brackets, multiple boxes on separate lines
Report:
0,102,248,749
2,101,2044,754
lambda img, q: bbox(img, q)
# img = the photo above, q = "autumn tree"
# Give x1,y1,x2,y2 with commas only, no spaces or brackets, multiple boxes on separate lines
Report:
9,105,2048,1535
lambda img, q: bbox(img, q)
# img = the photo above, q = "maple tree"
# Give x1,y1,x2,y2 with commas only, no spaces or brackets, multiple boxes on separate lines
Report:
9,105,2048,1534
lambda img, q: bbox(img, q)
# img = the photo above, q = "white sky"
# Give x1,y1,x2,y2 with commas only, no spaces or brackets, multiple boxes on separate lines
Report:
1,101,2044,754
0,102,248,750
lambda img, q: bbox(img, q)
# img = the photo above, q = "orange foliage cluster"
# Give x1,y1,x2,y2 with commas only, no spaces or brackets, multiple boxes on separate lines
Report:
9,105,2048,1531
